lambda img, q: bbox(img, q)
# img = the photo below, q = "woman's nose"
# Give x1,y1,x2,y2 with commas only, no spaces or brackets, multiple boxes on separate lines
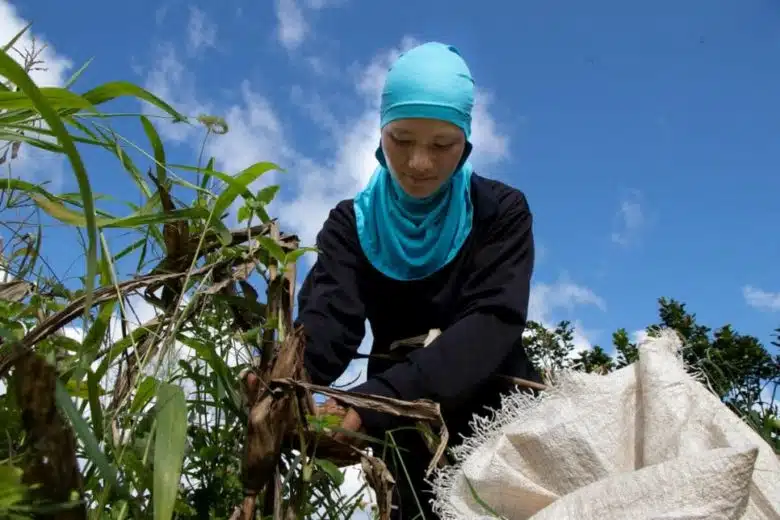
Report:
408,147,434,172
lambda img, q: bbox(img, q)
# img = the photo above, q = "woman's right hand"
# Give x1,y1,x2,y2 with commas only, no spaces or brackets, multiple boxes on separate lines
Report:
317,398,348,420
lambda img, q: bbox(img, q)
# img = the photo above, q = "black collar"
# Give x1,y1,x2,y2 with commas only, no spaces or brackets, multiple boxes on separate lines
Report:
471,172,499,224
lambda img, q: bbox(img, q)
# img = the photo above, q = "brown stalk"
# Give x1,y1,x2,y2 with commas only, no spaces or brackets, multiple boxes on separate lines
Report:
360,453,395,520
12,349,85,519
239,327,309,519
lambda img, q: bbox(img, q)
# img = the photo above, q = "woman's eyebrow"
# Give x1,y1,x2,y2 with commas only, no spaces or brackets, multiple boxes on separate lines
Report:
390,128,460,140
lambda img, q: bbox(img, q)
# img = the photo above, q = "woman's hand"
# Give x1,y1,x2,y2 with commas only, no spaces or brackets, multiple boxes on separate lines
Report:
334,407,363,443
241,373,364,445
318,398,364,444
317,398,347,419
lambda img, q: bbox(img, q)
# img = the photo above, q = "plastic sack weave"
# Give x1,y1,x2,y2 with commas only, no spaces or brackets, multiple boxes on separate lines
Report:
431,329,780,519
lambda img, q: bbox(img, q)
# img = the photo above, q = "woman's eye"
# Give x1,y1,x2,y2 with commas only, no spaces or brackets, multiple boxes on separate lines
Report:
391,136,412,146
433,143,454,150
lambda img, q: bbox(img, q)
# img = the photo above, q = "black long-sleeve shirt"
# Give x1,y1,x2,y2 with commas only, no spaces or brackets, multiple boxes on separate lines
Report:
296,173,539,436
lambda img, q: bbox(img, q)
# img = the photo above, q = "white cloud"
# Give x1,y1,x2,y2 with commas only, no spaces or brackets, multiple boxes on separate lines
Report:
275,0,308,51
611,190,644,246
0,0,72,87
304,0,345,8
142,46,289,164
0,0,73,184
528,277,606,354
631,328,650,345
742,285,780,313
273,0,343,51
529,278,606,323
186,6,217,55
469,90,509,164
142,43,207,142
203,81,293,175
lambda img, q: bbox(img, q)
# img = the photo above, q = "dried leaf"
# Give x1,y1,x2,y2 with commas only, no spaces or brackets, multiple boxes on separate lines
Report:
0,280,32,302
241,328,307,495
360,453,395,520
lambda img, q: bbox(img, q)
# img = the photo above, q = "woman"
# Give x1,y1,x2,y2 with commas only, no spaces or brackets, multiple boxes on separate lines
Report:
298,41,539,518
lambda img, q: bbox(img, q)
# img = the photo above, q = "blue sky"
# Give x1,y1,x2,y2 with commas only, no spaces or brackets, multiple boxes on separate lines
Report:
4,0,780,379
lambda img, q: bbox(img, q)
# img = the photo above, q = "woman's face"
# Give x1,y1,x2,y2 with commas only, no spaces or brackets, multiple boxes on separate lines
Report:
381,118,467,198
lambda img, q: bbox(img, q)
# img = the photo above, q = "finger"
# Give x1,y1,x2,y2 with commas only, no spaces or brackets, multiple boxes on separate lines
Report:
241,371,259,399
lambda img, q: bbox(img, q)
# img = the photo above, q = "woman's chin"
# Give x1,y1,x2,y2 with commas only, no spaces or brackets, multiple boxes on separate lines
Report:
398,179,443,199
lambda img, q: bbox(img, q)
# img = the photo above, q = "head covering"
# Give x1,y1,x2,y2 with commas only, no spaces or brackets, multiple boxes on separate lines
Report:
353,41,476,281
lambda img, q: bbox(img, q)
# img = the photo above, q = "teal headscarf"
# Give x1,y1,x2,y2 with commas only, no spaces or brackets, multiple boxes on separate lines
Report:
354,42,476,281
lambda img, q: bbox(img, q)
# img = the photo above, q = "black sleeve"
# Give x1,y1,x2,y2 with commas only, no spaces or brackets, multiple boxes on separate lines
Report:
297,202,366,386
353,189,534,430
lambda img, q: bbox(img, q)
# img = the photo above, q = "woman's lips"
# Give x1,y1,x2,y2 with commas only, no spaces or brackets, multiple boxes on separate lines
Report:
404,173,437,182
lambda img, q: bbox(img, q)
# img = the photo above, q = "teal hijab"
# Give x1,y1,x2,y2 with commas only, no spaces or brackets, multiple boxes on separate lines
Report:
354,42,476,281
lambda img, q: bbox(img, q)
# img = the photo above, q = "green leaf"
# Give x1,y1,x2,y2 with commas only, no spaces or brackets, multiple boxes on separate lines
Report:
0,87,98,111
237,204,251,223
209,162,279,244
65,379,93,399
256,184,280,205
284,247,318,265
153,383,187,520
87,370,105,442
108,208,208,229
175,335,241,415
80,81,186,122
81,298,114,357
0,464,25,508
63,57,94,89
131,376,158,414
258,236,286,264
314,458,344,486
0,178,56,198
141,115,167,182
33,194,208,229
0,49,99,319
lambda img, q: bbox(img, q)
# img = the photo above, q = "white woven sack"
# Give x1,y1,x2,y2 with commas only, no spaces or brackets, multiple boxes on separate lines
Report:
529,446,757,520
431,329,780,520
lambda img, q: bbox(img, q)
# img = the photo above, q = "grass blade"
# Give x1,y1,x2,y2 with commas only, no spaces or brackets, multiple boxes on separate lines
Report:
55,380,122,495
141,115,167,182
153,382,187,520
81,81,186,122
